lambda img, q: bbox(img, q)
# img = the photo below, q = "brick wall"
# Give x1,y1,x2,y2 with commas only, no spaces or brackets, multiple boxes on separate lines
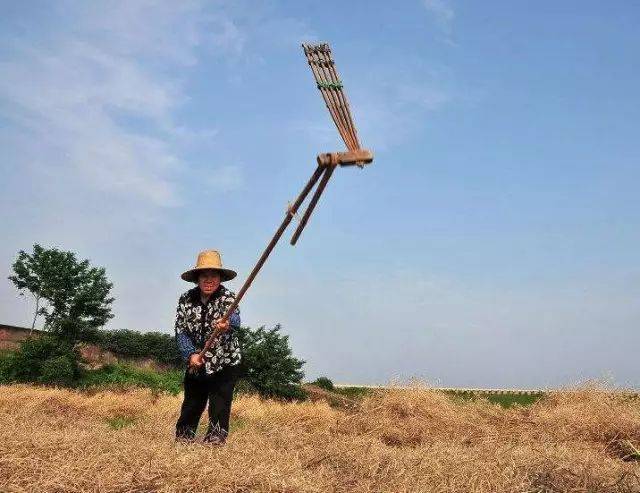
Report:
0,324,43,350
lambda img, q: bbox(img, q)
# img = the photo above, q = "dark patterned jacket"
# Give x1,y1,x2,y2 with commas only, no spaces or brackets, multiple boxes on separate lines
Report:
174,285,242,375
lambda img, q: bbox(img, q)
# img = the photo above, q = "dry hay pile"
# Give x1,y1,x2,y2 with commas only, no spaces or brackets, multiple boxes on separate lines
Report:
0,383,639,492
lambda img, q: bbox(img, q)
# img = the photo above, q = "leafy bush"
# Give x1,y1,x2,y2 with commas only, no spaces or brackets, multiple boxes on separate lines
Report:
0,351,13,384
236,324,307,400
2,336,81,385
40,354,77,386
311,376,334,391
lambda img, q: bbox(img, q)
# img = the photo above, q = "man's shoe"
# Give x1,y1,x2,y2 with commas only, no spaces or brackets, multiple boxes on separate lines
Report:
203,423,228,445
203,434,226,445
175,428,197,444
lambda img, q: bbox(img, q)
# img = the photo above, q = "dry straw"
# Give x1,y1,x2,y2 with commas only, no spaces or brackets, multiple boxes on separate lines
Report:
1,382,639,492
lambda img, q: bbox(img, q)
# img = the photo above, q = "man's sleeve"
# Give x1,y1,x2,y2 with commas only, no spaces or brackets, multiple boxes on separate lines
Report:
229,308,241,329
174,297,197,363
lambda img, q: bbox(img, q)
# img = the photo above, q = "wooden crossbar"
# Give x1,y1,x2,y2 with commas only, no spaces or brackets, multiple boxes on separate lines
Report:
316,149,374,167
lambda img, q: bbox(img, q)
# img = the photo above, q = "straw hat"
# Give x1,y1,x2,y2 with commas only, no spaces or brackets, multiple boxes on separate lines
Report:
181,250,237,283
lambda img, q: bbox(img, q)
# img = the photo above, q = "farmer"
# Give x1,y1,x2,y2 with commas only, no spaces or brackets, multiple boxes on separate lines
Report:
174,250,242,444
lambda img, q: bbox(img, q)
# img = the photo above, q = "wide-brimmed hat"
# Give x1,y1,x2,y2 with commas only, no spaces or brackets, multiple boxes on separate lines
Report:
181,250,237,283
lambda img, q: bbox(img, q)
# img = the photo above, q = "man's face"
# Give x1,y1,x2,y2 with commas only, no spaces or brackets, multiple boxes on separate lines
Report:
198,270,221,296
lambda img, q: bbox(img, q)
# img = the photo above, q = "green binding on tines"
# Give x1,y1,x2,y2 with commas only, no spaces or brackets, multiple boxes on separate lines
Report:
317,81,343,90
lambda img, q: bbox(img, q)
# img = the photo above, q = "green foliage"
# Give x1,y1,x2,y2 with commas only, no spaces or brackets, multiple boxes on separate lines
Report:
81,328,182,367
0,351,13,384
236,324,307,400
40,354,77,386
0,320,309,401
311,376,335,391
8,244,114,340
1,336,81,385
333,386,373,399
79,324,308,399
79,363,183,395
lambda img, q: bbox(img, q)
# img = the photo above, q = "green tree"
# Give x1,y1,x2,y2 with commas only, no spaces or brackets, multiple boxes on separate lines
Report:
9,244,114,340
236,324,306,400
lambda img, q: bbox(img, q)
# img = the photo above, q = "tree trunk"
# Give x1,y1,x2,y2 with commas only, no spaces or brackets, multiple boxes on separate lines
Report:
30,296,40,336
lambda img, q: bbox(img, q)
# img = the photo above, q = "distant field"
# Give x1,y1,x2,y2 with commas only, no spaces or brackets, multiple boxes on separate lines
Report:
1,383,639,492
334,385,544,408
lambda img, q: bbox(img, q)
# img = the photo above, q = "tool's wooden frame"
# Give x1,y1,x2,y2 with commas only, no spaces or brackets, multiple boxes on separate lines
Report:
192,43,374,365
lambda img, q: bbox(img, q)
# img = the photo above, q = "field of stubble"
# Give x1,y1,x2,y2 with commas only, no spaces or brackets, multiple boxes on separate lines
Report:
1,383,639,492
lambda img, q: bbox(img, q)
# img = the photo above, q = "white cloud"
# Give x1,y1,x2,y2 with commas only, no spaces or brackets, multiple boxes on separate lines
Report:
0,7,203,208
423,0,454,23
422,0,455,41
74,0,207,64
0,1,234,328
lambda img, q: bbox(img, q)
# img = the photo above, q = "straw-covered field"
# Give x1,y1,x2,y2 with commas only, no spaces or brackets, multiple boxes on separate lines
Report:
1,384,639,492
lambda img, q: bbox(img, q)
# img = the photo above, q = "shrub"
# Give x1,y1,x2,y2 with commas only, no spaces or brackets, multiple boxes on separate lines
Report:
311,376,335,391
236,324,307,400
40,354,78,386
0,351,14,384
3,336,81,385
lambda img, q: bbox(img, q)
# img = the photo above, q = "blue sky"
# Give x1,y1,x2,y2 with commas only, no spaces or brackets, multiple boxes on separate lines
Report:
1,1,638,388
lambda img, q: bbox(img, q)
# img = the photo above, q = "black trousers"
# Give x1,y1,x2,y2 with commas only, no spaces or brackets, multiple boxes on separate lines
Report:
175,364,241,441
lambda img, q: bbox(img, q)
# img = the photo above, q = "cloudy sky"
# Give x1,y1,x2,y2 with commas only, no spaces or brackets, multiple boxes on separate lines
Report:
1,1,638,388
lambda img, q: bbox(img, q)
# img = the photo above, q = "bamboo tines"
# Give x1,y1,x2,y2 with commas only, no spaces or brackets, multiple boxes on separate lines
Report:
316,44,361,150
290,43,362,245
303,45,355,150
303,43,359,151
310,46,357,150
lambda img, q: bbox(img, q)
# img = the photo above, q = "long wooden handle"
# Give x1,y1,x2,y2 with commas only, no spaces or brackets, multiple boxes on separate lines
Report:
290,165,335,245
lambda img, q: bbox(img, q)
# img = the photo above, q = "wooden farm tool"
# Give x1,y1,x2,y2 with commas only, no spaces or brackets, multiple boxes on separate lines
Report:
191,43,373,370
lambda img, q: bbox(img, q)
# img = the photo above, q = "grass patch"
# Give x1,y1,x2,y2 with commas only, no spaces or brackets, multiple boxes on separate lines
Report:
105,415,136,430
79,363,183,395
331,387,543,408
230,417,247,432
333,386,373,399
444,390,544,408
485,393,543,408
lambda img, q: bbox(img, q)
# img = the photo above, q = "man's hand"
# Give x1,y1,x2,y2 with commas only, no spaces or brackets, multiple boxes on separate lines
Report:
213,318,230,334
188,353,204,369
